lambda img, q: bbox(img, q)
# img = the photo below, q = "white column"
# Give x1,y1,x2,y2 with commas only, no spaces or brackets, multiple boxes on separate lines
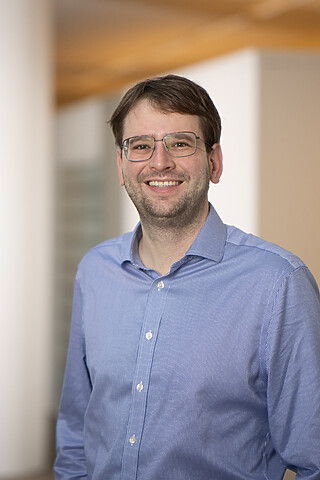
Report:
0,0,53,476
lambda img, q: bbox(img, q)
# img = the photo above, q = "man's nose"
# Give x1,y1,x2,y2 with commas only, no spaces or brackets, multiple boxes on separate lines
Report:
148,141,176,171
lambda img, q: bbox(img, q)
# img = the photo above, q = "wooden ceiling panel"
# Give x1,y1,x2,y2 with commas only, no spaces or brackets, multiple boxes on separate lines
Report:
55,0,320,106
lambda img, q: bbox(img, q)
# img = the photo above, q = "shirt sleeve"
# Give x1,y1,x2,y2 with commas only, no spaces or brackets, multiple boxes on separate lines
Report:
266,266,320,479
54,272,91,479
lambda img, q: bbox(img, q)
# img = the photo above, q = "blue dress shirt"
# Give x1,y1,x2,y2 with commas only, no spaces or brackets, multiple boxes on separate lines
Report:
55,205,320,480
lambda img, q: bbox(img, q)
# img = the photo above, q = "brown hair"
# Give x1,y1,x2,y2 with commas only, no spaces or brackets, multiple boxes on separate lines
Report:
109,74,221,152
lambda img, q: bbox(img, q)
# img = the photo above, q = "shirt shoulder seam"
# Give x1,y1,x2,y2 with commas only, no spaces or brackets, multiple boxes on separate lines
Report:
225,238,302,269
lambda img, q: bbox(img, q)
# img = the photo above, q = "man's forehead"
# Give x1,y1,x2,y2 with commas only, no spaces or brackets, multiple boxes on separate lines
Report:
123,99,202,138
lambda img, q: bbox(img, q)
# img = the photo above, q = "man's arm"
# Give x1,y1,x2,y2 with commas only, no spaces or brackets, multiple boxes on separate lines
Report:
54,273,91,479
266,266,320,479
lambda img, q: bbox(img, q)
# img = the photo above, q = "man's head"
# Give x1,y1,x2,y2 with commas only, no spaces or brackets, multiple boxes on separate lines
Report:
109,74,221,152
110,75,223,231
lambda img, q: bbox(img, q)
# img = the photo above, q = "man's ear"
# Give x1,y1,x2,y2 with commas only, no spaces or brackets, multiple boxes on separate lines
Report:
209,144,223,184
117,149,125,186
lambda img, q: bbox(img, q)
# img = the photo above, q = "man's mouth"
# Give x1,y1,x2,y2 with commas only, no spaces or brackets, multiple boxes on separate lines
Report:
147,180,181,187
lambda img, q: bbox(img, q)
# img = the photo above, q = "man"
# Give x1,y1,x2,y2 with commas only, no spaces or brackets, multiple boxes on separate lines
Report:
54,75,320,479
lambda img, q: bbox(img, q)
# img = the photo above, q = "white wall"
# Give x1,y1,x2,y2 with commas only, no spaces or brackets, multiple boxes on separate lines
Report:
56,98,112,166
178,50,261,234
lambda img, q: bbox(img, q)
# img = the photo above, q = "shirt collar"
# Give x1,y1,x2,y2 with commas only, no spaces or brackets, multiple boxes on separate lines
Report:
186,203,226,263
122,203,226,266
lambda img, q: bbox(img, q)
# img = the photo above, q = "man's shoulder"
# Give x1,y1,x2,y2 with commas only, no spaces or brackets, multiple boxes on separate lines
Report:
225,224,305,271
77,231,133,272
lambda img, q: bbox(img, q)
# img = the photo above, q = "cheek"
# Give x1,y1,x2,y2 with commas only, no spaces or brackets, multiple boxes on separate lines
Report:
190,159,211,181
121,162,145,186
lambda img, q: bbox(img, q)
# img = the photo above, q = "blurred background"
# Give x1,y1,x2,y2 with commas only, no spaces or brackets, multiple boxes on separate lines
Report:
1,0,320,478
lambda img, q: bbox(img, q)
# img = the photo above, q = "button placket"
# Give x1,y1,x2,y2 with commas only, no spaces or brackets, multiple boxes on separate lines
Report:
121,277,170,480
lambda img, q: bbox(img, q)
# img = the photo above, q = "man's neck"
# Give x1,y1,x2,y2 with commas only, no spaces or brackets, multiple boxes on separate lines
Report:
138,206,209,276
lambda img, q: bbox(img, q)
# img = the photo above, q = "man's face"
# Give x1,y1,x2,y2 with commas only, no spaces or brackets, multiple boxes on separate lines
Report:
117,99,222,229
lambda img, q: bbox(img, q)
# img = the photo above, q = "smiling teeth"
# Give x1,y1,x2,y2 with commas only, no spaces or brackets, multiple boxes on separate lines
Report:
149,181,180,187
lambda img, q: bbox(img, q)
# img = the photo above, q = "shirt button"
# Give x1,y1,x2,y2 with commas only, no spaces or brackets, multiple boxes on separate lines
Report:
136,381,144,392
129,435,136,445
146,330,153,341
157,280,164,290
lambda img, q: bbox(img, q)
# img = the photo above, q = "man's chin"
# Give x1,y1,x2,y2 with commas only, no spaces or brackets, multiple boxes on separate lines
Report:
140,206,182,222
137,199,201,229
127,186,209,229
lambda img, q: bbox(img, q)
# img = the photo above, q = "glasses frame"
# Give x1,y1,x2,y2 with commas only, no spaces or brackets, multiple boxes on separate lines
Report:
121,131,212,162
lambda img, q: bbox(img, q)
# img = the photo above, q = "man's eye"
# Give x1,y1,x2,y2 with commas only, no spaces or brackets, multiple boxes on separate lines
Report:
133,144,151,150
174,141,189,148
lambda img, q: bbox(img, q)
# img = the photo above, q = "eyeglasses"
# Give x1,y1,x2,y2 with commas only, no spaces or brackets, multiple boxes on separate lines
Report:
121,131,211,162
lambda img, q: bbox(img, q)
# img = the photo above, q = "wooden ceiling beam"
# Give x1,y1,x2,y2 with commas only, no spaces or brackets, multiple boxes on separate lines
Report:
92,0,250,17
246,0,318,20
55,0,320,106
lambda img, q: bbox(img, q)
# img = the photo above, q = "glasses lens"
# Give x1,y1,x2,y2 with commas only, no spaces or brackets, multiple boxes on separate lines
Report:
123,132,198,161
164,132,196,157
126,136,154,161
